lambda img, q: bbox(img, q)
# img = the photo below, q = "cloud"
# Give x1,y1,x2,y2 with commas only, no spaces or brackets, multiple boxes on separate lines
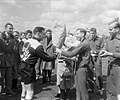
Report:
106,0,120,10
1,0,16,5
1,0,120,35
50,0,66,10
40,12,72,22
97,10,120,24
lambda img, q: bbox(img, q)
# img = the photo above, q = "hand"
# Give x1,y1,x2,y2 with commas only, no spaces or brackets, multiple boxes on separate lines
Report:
71,57,78,62
56,48,62,54
99,50,113,57
99,50,105,55
91,50,97,56
52,53,58,60
91,50,96,54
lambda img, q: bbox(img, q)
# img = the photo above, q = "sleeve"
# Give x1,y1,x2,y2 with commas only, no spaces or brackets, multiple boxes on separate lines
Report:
61,42,89,57
99,37,104,50
106,39,120,58
104,40,108,51
36,45,56,62
0,39,6,53
113,53,120,58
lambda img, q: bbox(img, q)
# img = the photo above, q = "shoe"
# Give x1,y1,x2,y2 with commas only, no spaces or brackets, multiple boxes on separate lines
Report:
1,92,6,96
6,91,16,96
41,81,47,84
55,93,61,98
12,86,21,91
0,88,6,95
21,96,25,100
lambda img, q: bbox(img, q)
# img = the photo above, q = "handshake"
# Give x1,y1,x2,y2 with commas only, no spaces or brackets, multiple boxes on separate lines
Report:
53,48,62,59
55,47,62,54
90,50,97,57
91,50,113,57
99,50,113,57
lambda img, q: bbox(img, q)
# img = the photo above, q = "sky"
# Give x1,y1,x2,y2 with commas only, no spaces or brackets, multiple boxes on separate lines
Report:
0,0,120,36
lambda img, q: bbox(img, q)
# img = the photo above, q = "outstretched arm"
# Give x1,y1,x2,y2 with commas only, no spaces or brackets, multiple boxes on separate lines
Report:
36,45,57,62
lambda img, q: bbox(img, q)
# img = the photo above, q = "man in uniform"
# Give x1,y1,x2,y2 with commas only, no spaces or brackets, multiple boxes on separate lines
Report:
88,28,104,94
56,28,91,100
100,18,120,100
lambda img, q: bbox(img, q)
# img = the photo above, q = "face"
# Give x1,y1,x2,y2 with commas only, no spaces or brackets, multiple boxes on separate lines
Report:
26,33,32,39
75,30,84,39
89,31,95,40
13,32,19,40
5,25,13,34
21,33,26,39
108,23,119,38
46,31,52,38
37,30,46,41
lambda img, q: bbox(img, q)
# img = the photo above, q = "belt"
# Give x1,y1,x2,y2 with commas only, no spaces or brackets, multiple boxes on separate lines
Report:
58,61,64,63
58,59,64,63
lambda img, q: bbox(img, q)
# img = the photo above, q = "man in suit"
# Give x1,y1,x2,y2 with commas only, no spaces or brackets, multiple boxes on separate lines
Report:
0,23,16,96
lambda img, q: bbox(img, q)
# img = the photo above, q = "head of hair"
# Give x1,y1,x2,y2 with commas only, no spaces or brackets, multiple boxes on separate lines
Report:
108,17,120,29
13,31,20,35
5,22,13,28
46,29,52,33
26,30,32,34
19,31,26,36
90,28,97,34
76,28,87,36
33,27,45,35
13,31,19,34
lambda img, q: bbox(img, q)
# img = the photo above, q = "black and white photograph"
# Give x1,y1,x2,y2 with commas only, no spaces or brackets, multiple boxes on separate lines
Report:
0,0,120,100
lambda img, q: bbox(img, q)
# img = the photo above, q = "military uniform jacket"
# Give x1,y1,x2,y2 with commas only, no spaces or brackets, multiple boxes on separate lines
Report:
61,40,91,71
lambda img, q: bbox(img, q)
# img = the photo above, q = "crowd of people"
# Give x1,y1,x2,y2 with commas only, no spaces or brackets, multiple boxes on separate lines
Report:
0,17,120,100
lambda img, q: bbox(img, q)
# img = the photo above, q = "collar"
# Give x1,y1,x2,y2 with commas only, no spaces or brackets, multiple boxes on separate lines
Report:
33,37,40,42
115,34,120,40
91,35,99,41
80,37,86,42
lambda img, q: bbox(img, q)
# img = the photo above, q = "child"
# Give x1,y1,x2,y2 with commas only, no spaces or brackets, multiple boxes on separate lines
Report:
59,59,74,100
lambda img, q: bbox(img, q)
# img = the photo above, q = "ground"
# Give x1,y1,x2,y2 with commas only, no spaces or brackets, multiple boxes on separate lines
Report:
0,58,108,100
0,74,107,100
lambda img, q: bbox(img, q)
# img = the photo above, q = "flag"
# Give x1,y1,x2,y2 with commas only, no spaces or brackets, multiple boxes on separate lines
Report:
52,22,67,49
56,24,67,49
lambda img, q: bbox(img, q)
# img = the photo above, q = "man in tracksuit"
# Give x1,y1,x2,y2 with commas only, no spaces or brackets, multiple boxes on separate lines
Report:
19,27,57,100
